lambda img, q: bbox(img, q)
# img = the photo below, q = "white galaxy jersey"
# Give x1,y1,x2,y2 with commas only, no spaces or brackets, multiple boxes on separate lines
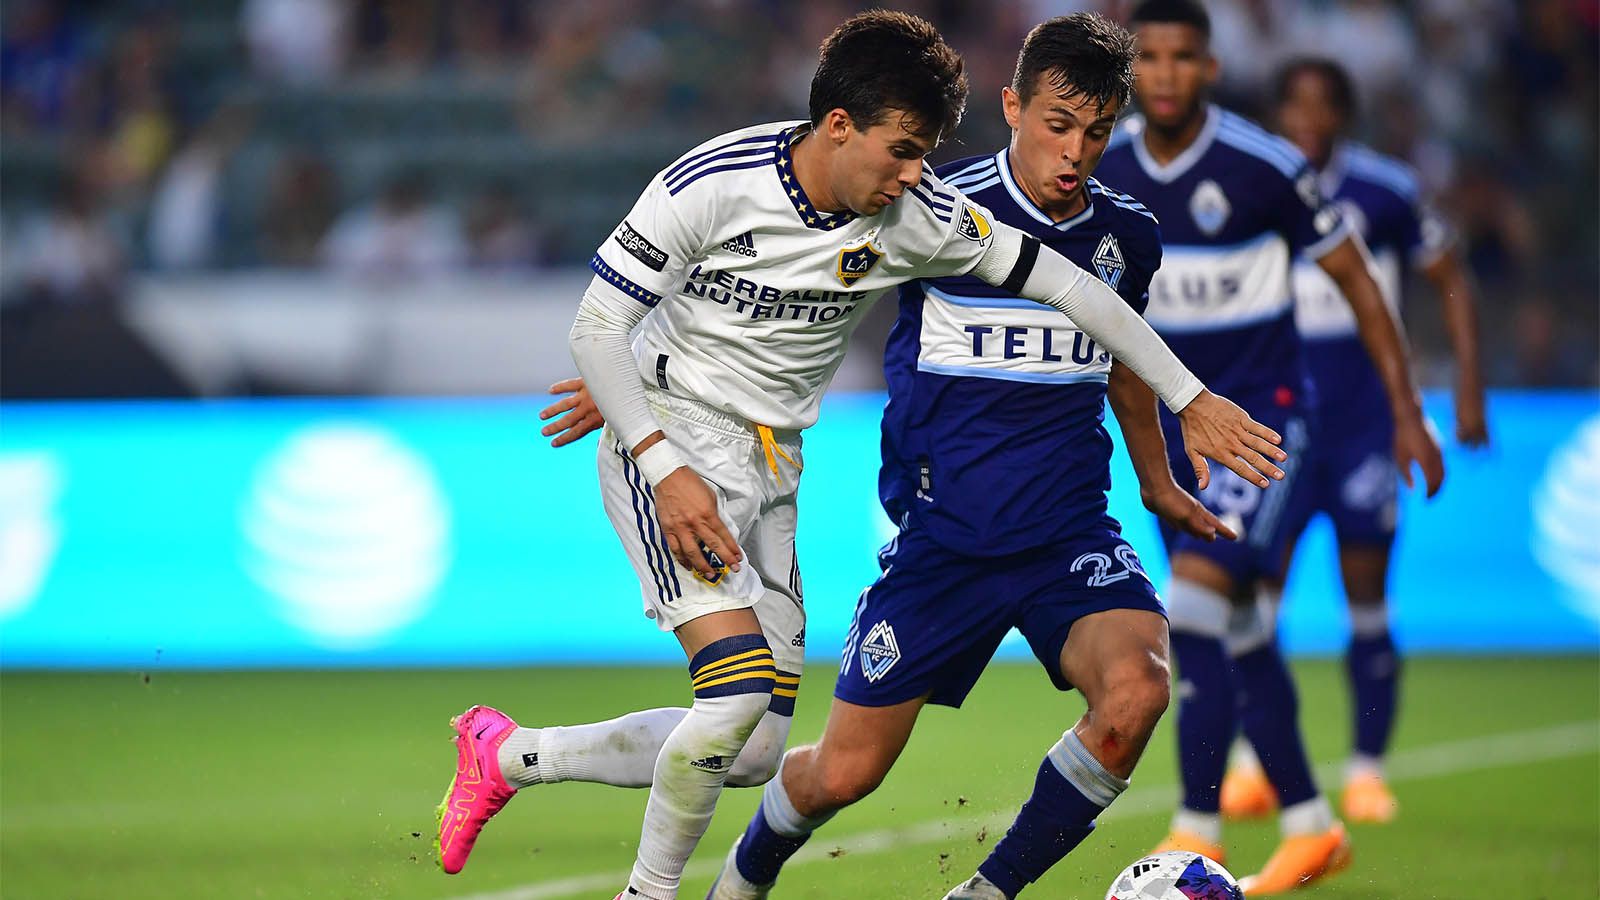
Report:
589,121,1002,430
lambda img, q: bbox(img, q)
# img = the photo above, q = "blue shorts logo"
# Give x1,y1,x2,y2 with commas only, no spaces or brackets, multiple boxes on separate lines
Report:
858,620,901,682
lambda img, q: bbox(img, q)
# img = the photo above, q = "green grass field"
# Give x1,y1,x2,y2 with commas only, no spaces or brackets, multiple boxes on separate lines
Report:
2,657,1596,899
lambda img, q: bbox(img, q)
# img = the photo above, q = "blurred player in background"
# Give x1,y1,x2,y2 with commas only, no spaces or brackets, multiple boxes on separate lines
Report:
705,15,1249,899
438,11,1280,899
1095,0,1445,892
1217,56,1490,828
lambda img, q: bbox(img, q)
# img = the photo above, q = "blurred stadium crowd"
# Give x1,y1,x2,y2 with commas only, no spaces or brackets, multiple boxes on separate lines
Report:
1,0,1595,394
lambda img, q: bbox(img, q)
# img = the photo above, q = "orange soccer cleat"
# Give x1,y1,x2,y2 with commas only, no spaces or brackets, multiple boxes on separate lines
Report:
1237,822,1352,895
1341,771,1399,824
1220,764,1278,820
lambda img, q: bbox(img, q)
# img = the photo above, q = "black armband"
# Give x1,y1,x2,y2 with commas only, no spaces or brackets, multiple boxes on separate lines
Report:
999,236,1040,295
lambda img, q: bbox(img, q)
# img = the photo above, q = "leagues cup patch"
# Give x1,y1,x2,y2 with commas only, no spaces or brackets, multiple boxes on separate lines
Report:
858,620,901,682
957,204,992,242
836,242,883,287
613,220,669,272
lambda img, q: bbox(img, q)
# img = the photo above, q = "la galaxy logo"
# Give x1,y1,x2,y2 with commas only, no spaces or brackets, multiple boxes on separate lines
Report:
1189,179,1230,236
836,242,882,287
693,544,730,586
1092,234,1125,291
858,620,901,682
956,204,991,242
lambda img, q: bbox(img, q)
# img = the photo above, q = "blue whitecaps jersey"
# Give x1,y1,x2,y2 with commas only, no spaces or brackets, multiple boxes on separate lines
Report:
879,150,1162,556
1097,105,1348,402
1294,141,1450,429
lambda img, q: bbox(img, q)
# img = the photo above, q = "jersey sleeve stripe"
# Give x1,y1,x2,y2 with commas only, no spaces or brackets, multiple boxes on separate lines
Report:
663,131,783,182
665,141,779,190
667,154,778,196
944,158,999,187
1087,180,1159,222
1345,146,1421,202
907,185,955,222
590,254,664,306
953,174,1002,194
1216,118,1302,178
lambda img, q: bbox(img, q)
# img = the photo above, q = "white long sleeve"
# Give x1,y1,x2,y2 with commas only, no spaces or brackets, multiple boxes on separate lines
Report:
971,223,1205,412
568,279,665,453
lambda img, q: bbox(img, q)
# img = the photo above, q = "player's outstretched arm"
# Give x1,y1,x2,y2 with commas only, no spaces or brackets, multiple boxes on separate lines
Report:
1316,235,1446,497
1108,362,1236,542
967,225,1286,486
1421,249,1490,447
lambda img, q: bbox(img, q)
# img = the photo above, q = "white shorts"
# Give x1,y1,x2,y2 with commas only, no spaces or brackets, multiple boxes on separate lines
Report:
597,388,806,675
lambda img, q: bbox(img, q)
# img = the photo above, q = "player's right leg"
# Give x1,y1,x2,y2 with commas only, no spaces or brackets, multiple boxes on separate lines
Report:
1322,432,1402,824
1336,540,1400,823
438,404,794,888
1154,552,1240,865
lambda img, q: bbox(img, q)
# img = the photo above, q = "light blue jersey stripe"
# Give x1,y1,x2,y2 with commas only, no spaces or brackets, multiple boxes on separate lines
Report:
926,285,1040,311
916,360,1109,385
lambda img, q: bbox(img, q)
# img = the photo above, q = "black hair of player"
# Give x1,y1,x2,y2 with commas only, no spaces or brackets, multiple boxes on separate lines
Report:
1274,57,1357,123
1012,13,1137,111
809,10,968,140
1128,0,1212,40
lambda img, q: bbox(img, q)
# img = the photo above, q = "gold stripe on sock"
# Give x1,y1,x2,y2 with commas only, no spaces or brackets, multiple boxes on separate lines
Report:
692,647,773,681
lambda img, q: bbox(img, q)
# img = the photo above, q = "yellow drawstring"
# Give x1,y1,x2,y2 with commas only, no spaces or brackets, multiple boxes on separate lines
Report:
755,424,800,478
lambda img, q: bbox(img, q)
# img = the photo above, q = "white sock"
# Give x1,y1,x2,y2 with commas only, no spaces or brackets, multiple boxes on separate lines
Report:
1172,807,1222,844
1280,795,1335,836
628,634,779,899
497,709,792,790
1345,752,1385,780
629,691,772,898
1348,602,1390,638
1230,737,1263,774
762,753,838,836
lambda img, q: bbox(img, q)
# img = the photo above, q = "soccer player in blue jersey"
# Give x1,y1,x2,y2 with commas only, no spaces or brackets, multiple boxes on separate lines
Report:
1094,1,1446,892
1217,57,1490,828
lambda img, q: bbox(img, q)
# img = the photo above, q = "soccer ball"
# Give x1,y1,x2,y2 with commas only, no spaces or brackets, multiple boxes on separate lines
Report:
1104,851,1243,899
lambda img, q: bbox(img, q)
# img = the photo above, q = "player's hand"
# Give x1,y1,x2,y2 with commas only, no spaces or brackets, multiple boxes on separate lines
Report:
653,466,744,578
1142,483,1237,542
539,378,605,447
1394,411,1446,498
1455,397,1490,448
1175,390,1286,491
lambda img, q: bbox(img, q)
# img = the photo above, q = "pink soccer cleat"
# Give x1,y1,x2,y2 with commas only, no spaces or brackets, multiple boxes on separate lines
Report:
436,705,518,874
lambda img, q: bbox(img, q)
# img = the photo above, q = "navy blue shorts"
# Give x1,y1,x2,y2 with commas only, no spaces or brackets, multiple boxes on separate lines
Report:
1307,410,1398,547
833,521,1165,709
1160,402,1316,585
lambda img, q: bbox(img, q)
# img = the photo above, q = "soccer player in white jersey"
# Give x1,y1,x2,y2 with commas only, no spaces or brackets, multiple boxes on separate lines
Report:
1096,1,1445,892
1216,57,1490,828
435,12,1285,899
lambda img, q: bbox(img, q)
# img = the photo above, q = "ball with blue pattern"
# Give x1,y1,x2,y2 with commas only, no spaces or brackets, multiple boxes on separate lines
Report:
1104,851,1244,900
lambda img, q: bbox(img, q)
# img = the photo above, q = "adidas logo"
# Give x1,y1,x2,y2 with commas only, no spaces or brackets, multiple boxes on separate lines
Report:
689,755,727,771
722,231,757,257
791,630,805,648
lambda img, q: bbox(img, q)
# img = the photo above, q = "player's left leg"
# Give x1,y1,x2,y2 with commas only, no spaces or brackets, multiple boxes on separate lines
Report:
953,596,1169,900
1336,539,1401,823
